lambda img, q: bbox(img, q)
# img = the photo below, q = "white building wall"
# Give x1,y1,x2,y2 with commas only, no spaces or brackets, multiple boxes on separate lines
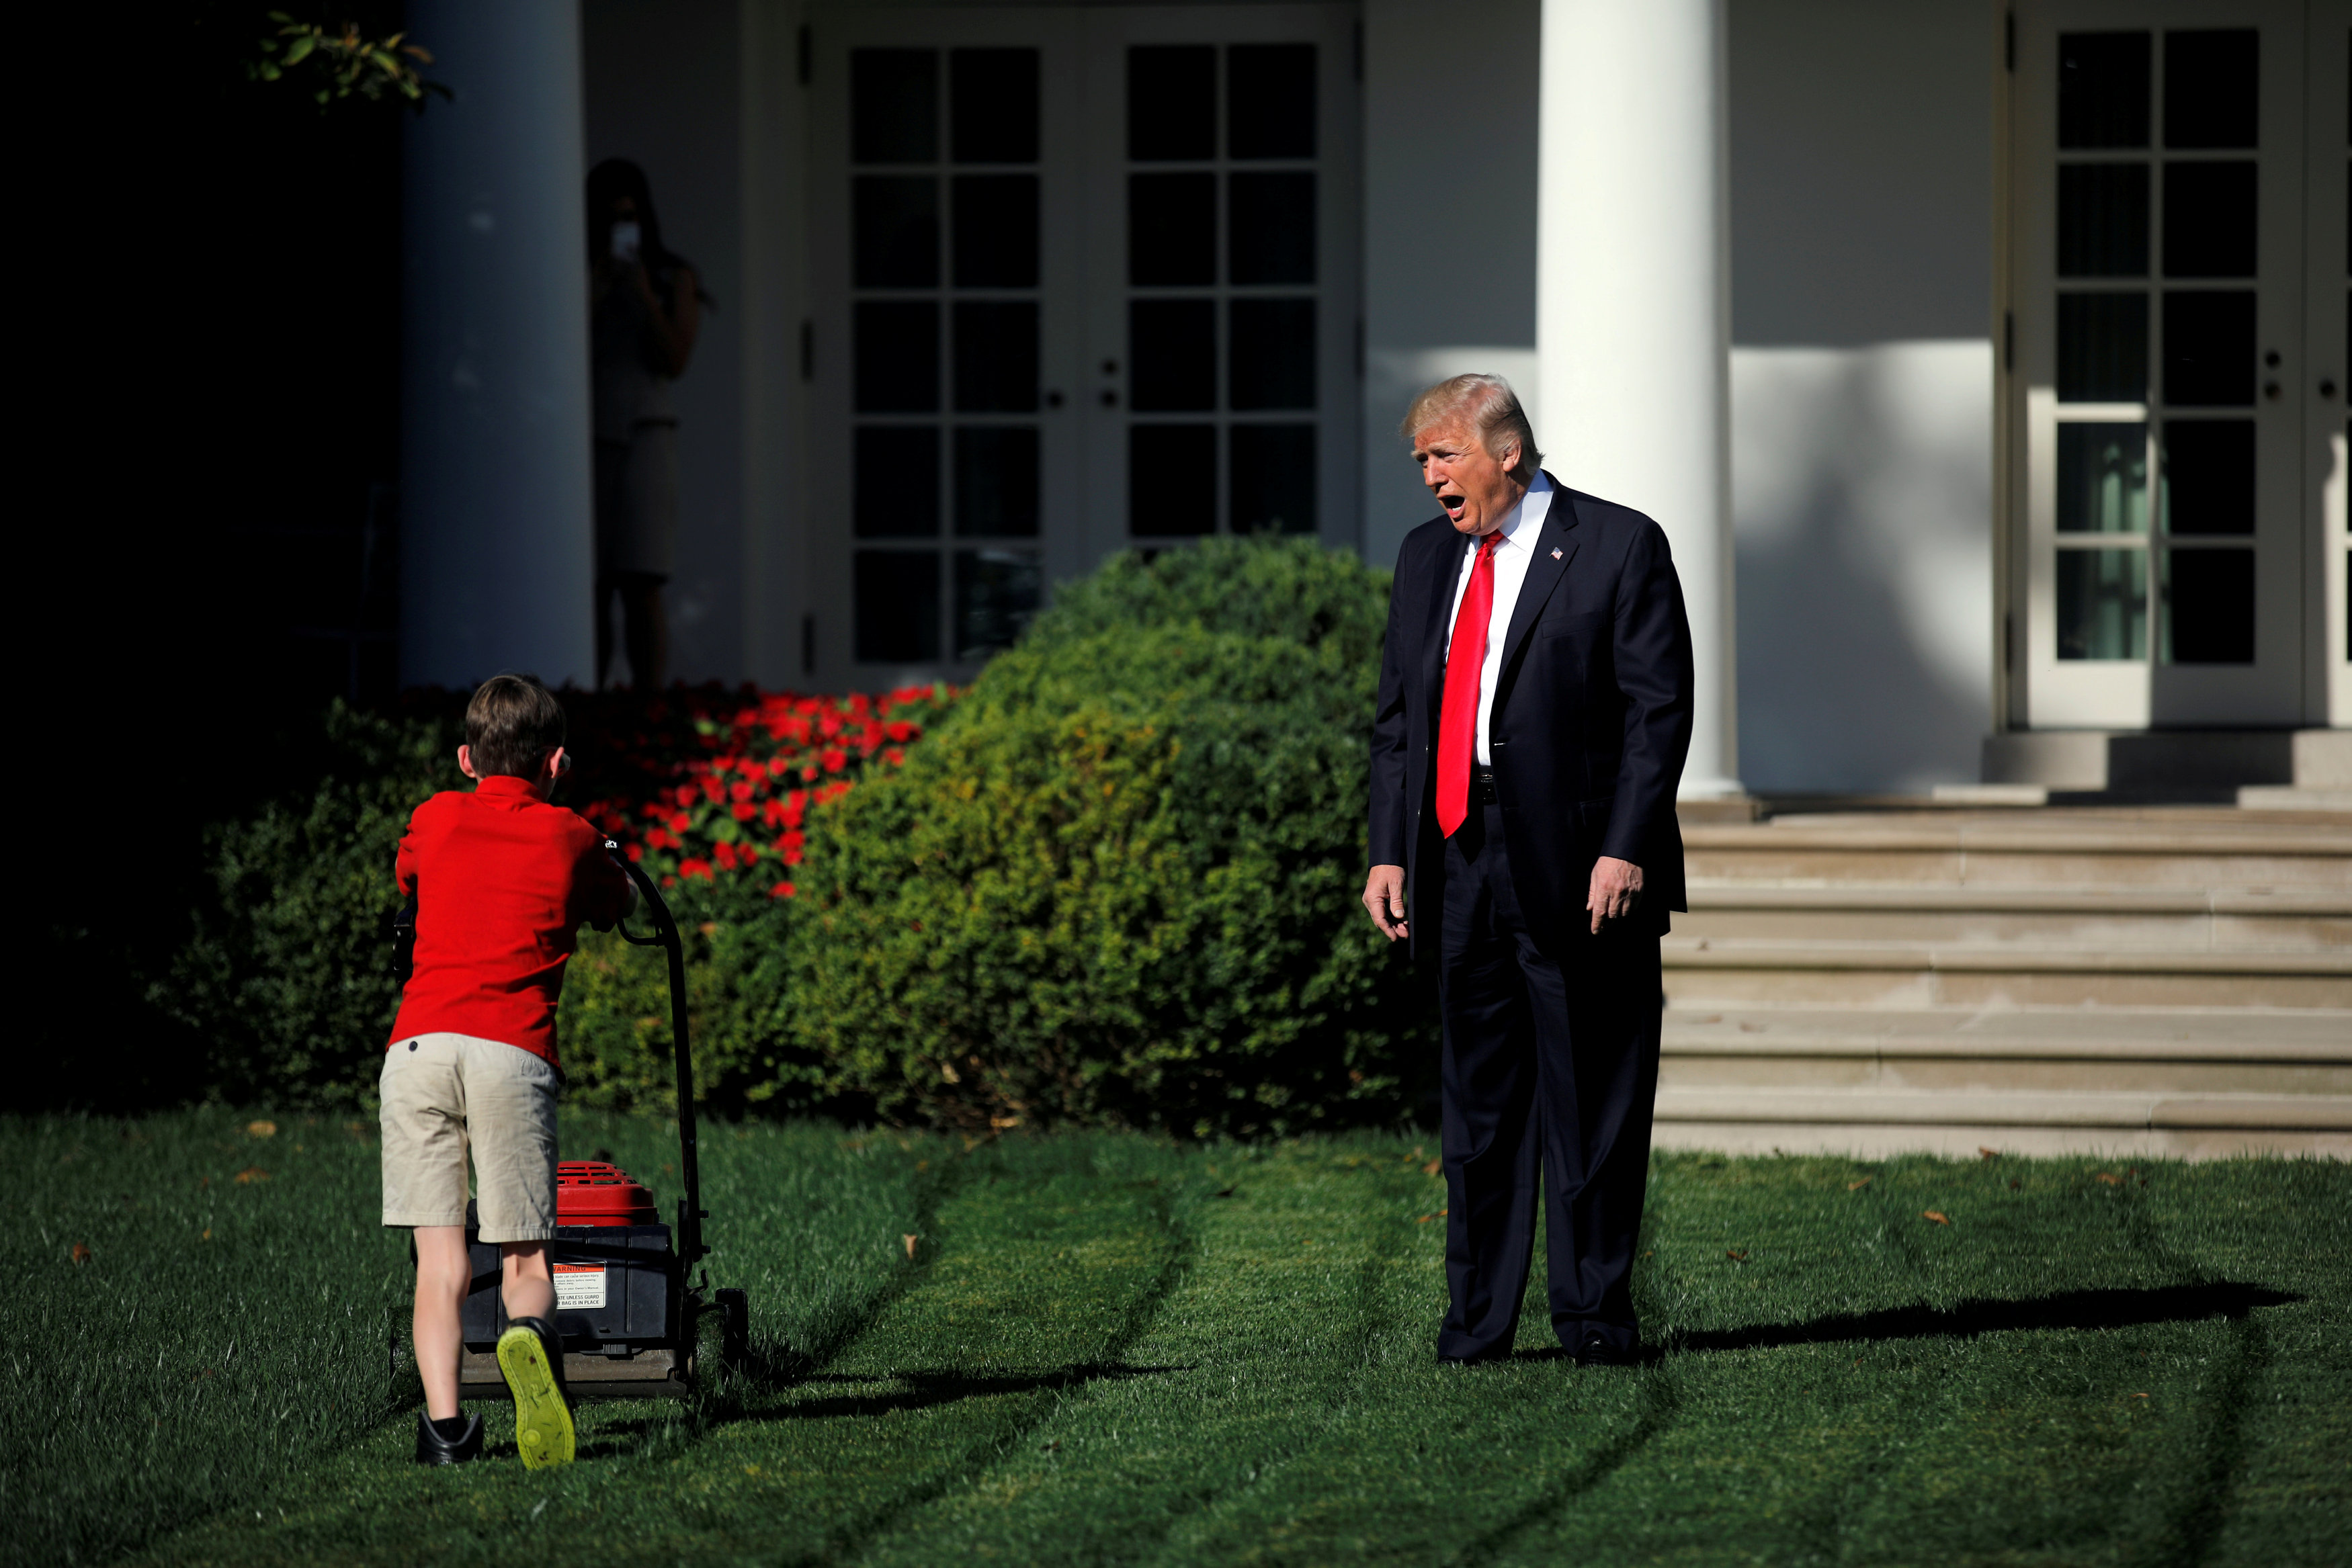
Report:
1360,0,1542,570
1727,0,1996,792
583,0,747,685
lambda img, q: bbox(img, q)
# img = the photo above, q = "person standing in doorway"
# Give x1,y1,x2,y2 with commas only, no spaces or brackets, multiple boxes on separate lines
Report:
588,157,704,690
1363,374,1694,1368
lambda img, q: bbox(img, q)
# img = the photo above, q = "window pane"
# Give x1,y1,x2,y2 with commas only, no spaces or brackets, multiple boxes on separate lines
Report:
1130,425,1216,534
2058,164,2147,277
1130,173,1216,286
1230,298,1316,410
2056,293,2147,402
2162,547,2255,662
1230,424,1316,535
1228,44,1315,159
952,175,1038,288
1132,300,1216,411
2161,163,2256,277
2056,548,2148,659
2162,291,2255,406
852,50,936,164
855,302,939,413
2058,32,2150,150
954,427,1038,537
952,302,1038,412
853,177,937,289
2056,424,2147,533
950,48,1038,163
2161,420,2255,535
1228,171,1316,285
954,549,1040,659
855,427,939,538
854,550,940,663
2163,30,2257,150
1129,45,1214,161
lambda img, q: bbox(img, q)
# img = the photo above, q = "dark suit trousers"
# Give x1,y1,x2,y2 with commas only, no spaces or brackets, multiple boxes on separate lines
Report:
1435,800,1662,1362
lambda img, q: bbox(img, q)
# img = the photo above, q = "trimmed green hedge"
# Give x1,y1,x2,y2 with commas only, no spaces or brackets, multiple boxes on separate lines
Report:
783,539,1435,1133
159,539,1433,1129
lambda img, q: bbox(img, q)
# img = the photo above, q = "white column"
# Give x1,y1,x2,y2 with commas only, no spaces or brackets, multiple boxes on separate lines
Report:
401,0,594,691
1536,0,1741,799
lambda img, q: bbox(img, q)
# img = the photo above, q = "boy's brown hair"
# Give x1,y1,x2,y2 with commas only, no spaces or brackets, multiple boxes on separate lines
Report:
465,674,567,779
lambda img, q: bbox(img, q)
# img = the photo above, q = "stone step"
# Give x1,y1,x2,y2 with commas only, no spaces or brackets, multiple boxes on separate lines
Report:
1653,1086,2351,1160
1681,882,2347,950
1661,941,2352,1008
1683,814,2351,888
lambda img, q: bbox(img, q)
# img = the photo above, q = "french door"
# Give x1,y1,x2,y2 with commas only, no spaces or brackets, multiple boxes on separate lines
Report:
806,5,1359,684
2009,0,2326,728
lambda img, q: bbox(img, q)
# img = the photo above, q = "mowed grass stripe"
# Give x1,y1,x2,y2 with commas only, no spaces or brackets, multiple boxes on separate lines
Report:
131,1133,1193,1567
848,1139,1437,1565
1490,1154,2348,1567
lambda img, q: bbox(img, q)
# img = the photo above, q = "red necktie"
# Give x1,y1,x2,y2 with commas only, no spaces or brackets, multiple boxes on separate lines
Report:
1436,531,1501,838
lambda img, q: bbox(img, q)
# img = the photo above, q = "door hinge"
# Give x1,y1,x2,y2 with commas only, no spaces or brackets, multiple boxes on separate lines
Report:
797,24,812,86
800,320,814,382
2003,611,2015,672
2004,11,2015,72
2003,310,2014,372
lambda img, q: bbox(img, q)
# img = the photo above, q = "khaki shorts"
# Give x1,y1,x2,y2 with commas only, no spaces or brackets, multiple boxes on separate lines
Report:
380,1033,559,1243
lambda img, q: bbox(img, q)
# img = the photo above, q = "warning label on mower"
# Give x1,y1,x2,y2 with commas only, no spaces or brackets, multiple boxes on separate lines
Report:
553,1264,607,1311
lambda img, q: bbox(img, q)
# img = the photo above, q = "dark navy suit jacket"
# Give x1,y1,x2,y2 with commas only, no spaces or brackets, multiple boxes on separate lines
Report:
1369,474,1695,956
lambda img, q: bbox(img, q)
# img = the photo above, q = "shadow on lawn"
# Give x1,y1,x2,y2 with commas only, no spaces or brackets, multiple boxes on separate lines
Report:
1654,1280,2300,1358
763,1362,1192,1422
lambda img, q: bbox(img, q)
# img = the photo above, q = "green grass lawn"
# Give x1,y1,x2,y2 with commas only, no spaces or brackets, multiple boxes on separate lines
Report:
9,1113,2345,1567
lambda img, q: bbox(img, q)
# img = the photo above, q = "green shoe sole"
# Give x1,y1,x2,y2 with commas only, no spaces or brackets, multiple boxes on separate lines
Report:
495,1325,576,1469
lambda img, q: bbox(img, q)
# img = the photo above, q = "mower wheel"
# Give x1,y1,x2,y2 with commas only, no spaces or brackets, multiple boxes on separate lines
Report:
717,1288,749,1368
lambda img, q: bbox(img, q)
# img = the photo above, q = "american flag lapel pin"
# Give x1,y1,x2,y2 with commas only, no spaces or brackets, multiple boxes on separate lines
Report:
1550,547,1563,560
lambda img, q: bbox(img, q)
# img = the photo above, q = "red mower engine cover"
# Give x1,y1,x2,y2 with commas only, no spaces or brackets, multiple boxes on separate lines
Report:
557,1162,659,1227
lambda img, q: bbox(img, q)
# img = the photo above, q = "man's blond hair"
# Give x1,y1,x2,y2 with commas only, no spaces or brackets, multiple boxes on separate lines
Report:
1399,374,1542,474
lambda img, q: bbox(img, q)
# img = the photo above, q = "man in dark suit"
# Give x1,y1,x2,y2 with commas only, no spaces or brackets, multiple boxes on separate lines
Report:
1364,373,1693,1367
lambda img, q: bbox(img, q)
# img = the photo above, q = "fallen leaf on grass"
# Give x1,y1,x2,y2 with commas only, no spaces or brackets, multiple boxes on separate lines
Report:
2009,1178,2022,1190
915,1160,929,1172
1423,1159,1441,1176
989,1115,1021,1131
1640,1250,1655,1258
1726,1250,1749,1263
233,1167,269,1184
1978,1147,1998,1160
902,1233,919,1260
200,1229,212,1242
2096,1172,2123,1185
1041,1439,1060,1452
2132,1392,2150,1399
71,1243,91,1264
246,1120,277,1139
1923,1211,1949,1225
1846,1177,1873,1191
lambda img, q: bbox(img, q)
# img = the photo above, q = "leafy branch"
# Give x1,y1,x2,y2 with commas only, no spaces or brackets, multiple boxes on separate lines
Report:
250,13,448,109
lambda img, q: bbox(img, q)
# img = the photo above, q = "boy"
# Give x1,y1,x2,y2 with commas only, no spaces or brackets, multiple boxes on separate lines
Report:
380,674,635,1467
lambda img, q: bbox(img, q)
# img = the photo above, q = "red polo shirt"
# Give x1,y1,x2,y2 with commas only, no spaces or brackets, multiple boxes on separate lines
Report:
387,775,634,1068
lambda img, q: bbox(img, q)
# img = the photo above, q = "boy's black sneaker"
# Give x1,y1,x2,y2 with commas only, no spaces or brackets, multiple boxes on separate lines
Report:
414,1411,482,1465
497,1315,577,1469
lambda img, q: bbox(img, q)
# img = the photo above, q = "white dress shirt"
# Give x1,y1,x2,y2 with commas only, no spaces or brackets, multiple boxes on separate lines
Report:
1442,472,1553,767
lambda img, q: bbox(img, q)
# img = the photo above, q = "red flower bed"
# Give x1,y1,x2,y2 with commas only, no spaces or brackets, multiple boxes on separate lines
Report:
553,684,958,896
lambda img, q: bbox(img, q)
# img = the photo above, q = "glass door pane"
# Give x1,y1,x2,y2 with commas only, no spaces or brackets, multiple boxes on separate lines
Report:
2013,1,2307,728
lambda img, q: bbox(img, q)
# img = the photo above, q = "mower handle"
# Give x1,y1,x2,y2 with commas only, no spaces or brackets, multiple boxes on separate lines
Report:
605,841,708,1277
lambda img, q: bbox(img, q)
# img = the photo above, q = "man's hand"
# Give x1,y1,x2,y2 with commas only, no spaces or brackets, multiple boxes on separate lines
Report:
1587,857,1643,934
1362,865,1409,942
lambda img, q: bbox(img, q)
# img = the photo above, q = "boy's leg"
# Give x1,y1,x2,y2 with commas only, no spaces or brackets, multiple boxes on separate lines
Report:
501,1241,555,1323
464,1036,576,1467
411,1227,472,1420
380,1037,472,1419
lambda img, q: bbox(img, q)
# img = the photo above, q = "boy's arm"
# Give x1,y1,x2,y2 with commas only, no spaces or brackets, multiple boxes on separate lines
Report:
572,832,639,930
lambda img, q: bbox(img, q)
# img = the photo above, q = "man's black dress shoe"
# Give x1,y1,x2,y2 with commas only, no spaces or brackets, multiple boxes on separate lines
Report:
415,1410,483,1465
1572,1332,1631,1368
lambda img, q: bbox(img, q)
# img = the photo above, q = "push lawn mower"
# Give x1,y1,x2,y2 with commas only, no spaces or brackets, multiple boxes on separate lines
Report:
395,843,748,1401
